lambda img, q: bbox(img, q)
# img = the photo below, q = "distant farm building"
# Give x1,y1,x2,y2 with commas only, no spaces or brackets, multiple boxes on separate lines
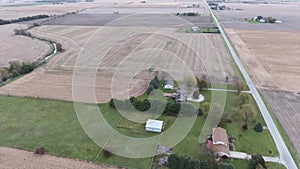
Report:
145,119,164,133
192,26,200,32
211,127,230,158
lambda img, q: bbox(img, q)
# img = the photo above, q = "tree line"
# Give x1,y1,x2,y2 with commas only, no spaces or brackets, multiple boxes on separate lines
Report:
0,14,49,25
109,97,202,116
168,154,236,169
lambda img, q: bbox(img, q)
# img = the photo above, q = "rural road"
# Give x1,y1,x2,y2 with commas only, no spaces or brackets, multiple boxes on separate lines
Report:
207,88,251,93
207,3,298,169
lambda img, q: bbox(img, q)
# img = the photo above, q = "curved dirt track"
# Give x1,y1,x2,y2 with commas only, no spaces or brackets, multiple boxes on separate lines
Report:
0,146,120,169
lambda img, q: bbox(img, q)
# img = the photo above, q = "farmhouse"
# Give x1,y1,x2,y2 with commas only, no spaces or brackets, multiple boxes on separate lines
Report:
145,119,164,133
164,80,174,90
211,127,230,158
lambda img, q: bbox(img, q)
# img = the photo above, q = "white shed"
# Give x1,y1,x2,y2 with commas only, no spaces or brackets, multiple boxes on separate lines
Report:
145,119,163,133
164,80,174,90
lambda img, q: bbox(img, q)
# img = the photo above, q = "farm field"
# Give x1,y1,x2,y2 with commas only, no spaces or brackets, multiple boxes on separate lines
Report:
0,24,236,103
0,146,119,169
225,28,300,159
0,24,51,67
0,1,130,20
215,2,300,31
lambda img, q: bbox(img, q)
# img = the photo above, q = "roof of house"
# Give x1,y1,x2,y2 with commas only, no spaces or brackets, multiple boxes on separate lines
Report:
211,144,230,156
212,127,228,145
211,127,230,157
145,119,163,129
164,80,174,86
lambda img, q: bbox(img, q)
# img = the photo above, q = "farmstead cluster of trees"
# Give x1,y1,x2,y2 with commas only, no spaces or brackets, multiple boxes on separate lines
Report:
109,97,201,116
0,61,34,82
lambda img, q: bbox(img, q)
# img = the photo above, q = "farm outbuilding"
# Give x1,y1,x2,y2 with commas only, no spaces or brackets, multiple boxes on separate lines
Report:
163,80,174,90
145,119,164,133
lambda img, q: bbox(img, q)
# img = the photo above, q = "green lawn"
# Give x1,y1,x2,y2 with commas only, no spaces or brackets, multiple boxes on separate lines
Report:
0,96,99,161
0,91,279,168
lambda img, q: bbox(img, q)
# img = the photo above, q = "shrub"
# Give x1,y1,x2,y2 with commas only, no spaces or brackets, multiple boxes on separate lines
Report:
222,163,236,169
34,147,45,155
197,108,203,116
242,124,248,131
164,101,180,116
102,148,113,158
147,85,154,94
108,98,115,108
254,122,263,132
20,62,34,74
248,154,267,169
56,42,63,52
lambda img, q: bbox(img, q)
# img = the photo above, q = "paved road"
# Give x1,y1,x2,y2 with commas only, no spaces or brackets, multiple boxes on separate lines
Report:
207,88,251,93
207,4,298,169
230,151,284,164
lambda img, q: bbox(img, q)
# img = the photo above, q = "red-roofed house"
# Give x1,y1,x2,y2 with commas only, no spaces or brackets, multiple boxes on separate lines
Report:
211,127,230,158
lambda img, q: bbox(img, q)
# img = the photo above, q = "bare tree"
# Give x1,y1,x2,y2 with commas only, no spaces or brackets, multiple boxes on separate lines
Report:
234,80,245,94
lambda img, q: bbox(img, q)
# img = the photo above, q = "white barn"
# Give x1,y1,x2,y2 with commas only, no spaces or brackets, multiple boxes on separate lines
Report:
145,119,164,133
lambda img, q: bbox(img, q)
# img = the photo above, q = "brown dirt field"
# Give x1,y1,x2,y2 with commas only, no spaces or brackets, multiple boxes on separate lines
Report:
0,146,119,169
215,2,300,31
0,1,132,20
0,25,235,103
0,24,51,67
226,29,300,93
225,28,300,155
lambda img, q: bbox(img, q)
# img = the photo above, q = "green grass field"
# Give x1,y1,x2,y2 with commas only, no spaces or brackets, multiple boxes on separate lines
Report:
0,91,281,168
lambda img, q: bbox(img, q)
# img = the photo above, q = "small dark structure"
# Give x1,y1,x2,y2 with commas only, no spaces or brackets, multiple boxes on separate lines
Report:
34,147,45,155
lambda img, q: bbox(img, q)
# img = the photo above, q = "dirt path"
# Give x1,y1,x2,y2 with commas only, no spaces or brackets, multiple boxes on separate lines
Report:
0,146,120,169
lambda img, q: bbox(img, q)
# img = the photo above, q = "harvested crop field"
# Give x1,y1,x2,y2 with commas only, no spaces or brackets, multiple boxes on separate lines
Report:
215,2,300,31
45,13,215,28
0,24,51,67
226,29,300,92
0,1,129,20
0,24,236,103
0,146,119,169
225,28,300,156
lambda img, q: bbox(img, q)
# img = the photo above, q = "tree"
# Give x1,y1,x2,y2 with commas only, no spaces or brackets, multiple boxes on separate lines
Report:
234,80,245,94
164,101,180,116
184,76,197,89
8,60,22,73
108,98,115,108
0,67,9,82
56,42,63,52
239,93,250,108
196,76,208,91
20,62,34,74
150,76,159,89
222,163,236,169
169,154,179,169
248,154,267,169
241,103,257,124
193,90,200,99
147,85,154,94
102,148,113,158
256,16,263,21
254,122,263,132
202,102,211,117
267,16,276,23
198,108,203,116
